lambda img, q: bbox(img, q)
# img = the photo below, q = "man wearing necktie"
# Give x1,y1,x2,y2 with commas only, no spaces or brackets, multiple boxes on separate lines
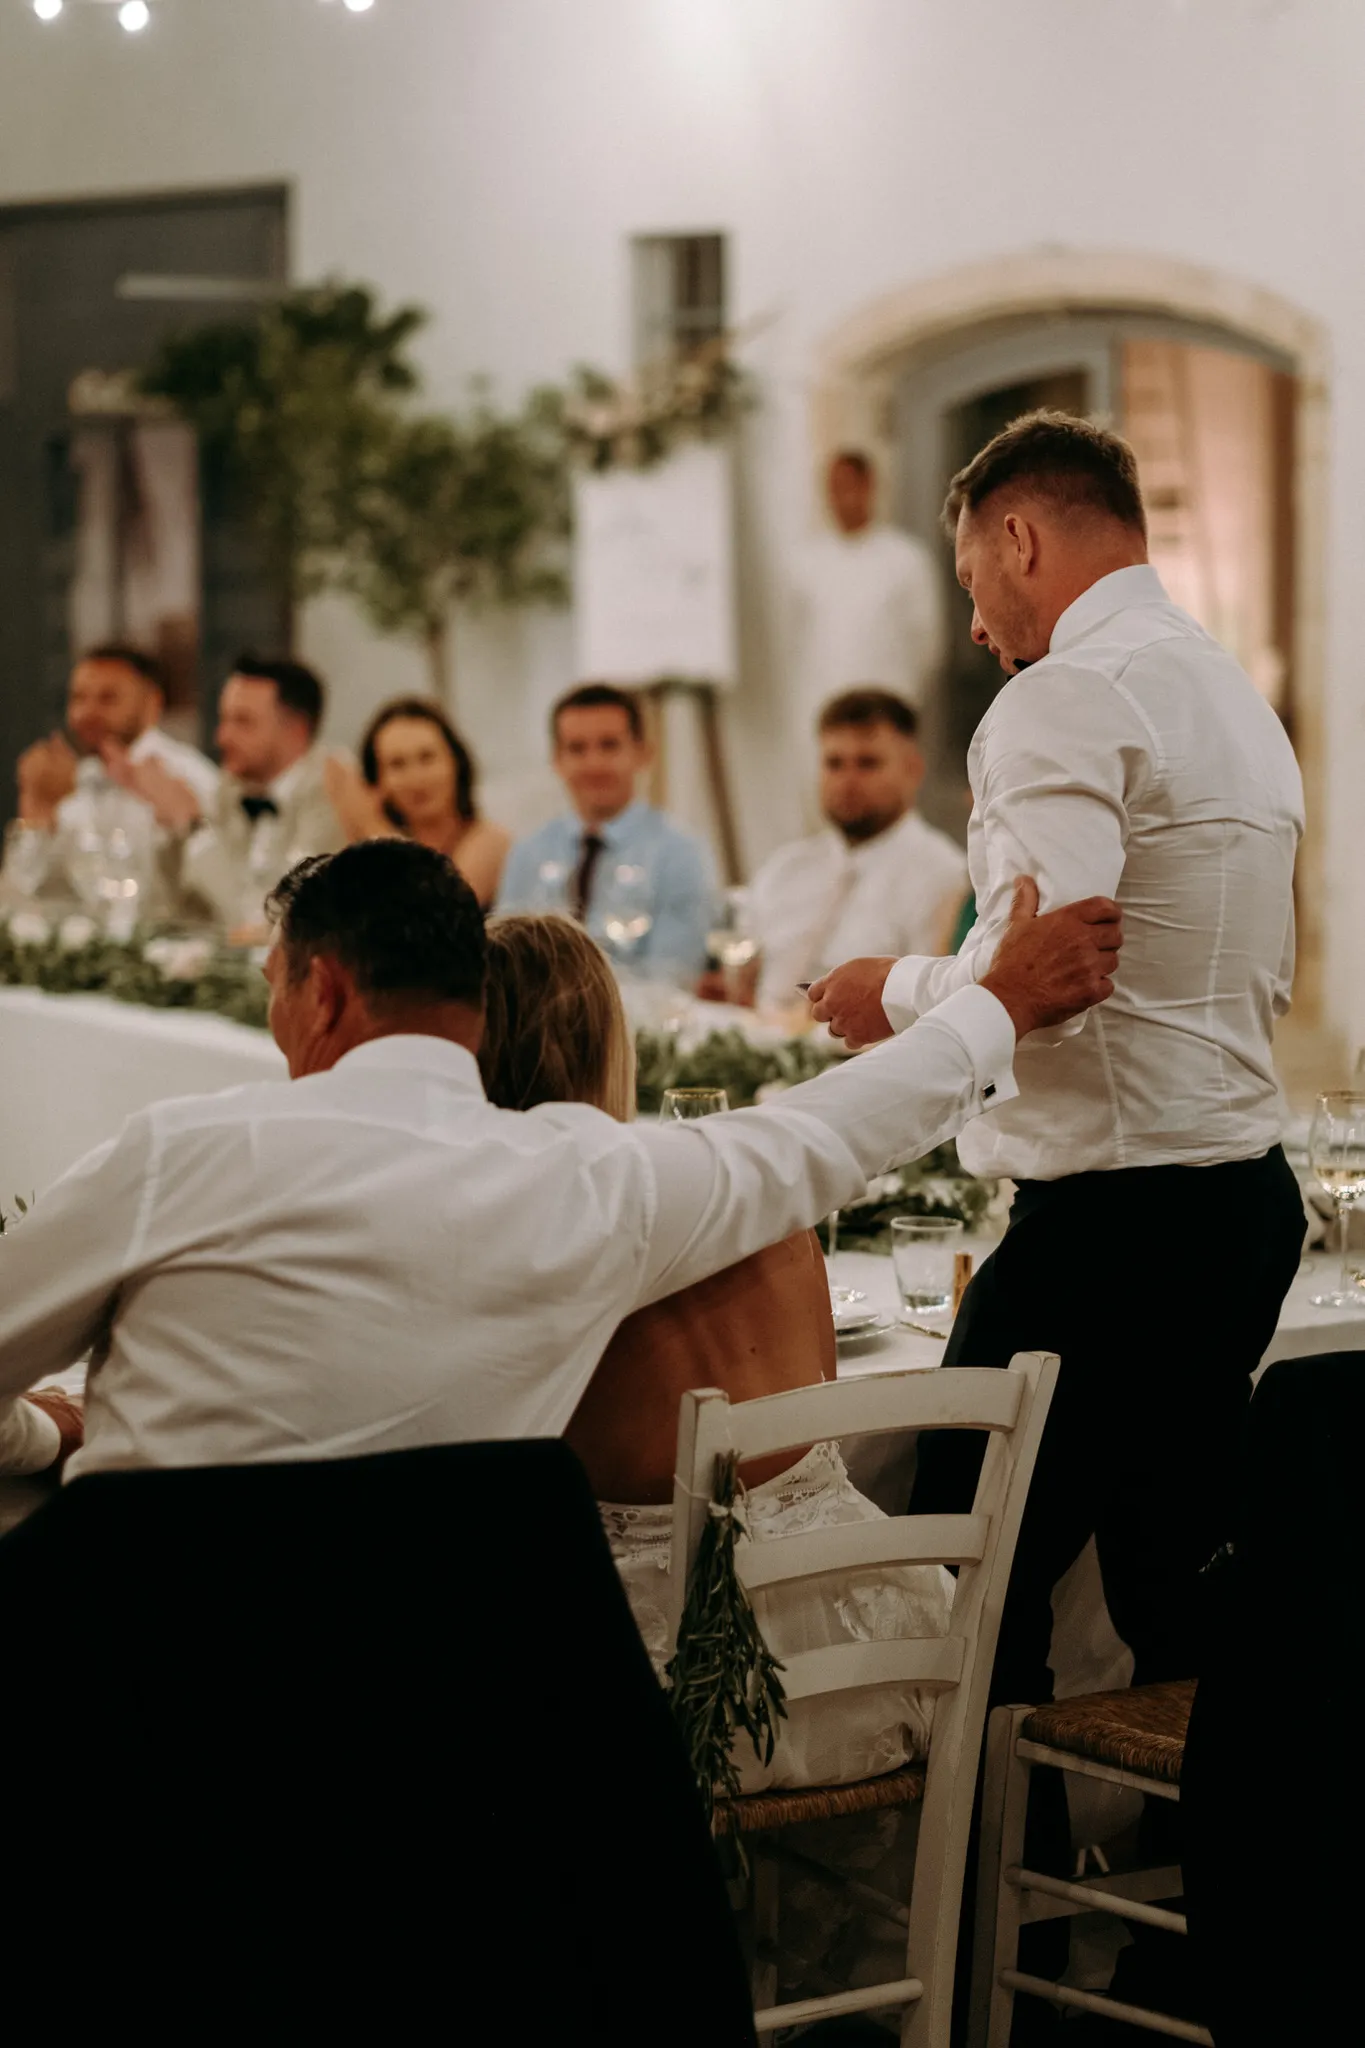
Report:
125,656,346,937
497,684,717,981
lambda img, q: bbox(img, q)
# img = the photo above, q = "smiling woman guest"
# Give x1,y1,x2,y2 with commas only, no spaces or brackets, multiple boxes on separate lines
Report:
326,698,511,907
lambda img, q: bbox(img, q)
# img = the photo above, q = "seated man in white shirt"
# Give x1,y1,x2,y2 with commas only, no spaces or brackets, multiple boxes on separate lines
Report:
120,655,346,937
750,688,969,1010
0,839,1119,1480
7,644,219,903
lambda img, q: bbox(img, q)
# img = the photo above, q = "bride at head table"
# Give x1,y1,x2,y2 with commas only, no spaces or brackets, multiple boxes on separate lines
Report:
477,912,953,1793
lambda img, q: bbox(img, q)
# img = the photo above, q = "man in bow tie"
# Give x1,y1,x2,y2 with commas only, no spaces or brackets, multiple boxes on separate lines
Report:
129,655,346,939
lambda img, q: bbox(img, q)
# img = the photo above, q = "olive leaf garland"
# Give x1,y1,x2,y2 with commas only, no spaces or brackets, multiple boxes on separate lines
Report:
665,1451,787,1827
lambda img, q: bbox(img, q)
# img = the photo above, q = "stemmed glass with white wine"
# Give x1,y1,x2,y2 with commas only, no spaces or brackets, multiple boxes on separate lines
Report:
1308,1090,1365,1307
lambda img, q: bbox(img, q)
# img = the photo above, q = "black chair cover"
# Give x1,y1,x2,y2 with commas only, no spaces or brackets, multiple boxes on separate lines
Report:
1183,1352,1365,2048
0,1439,755,2045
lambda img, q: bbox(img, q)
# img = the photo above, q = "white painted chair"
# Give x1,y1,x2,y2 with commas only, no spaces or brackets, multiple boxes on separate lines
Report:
670,1353,1058,2044
970,1681,1210,2046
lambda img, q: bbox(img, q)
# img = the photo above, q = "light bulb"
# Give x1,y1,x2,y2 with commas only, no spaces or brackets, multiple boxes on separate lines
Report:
118,1,151,31
343,0,376,13
33,0,64,21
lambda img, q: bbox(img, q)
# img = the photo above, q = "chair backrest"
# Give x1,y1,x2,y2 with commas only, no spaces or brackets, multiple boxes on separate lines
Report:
671,1356,1058,2042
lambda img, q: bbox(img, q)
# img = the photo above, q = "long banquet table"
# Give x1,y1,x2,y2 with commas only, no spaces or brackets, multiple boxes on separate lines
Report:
0,986,285,1200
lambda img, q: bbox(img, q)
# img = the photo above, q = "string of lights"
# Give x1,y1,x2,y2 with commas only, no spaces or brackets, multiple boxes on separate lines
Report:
27,0,377,30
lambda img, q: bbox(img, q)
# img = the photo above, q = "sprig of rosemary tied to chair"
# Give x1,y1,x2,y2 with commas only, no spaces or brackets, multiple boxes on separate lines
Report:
665,1451,787,1833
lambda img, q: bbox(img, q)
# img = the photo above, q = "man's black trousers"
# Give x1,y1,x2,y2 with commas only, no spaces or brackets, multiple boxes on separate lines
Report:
913,1145,1305,1706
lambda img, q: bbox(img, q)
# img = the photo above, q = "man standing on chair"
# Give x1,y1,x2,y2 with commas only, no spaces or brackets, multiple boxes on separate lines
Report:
809,410,1305,1709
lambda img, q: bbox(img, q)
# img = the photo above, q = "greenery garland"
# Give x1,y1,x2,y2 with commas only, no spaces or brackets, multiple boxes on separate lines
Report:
558,347,752,474
665,1451,787,1829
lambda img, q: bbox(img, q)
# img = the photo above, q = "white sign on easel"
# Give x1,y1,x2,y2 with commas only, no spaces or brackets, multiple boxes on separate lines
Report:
573,440,737,688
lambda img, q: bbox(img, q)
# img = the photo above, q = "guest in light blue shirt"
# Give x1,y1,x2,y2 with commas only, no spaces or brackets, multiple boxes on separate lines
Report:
496,684,717,982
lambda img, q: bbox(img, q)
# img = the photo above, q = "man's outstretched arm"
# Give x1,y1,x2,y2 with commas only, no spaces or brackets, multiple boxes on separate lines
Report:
634,881,1120,1308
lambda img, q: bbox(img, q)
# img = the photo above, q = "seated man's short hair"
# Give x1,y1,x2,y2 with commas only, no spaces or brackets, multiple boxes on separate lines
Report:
233,654,327,736
550,683,644,744
818,688,919,740
81,643,166,694
267,841,487,1011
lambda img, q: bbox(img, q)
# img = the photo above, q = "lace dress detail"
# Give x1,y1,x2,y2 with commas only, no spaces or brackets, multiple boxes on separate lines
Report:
600,1441,953,1794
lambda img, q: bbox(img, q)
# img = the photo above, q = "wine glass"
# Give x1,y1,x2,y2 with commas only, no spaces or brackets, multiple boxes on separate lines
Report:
599,863,654,968
706,885,757,1003
529,858,571,914
3,820,52,899
659,1088,728,1122
1308,1090,1365,1307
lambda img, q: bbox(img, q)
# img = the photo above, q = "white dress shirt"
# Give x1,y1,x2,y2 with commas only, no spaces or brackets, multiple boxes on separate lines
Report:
0,988,1014,1476
56,727,219,837
789,524,944,728
882,566,1304,1182
751,810,968,1009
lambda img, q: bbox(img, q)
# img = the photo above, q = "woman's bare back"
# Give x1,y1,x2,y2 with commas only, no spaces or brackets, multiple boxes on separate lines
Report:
565,1229,835,1503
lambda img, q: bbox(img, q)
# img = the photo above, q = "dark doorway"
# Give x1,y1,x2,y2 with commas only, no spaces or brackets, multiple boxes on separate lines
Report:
0,184,287,822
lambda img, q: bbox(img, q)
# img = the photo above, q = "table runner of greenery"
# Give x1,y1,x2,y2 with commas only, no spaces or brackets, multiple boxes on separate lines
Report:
0,912,993,1242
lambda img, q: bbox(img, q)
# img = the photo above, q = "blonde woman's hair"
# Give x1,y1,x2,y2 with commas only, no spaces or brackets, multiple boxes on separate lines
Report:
479,913,635,1122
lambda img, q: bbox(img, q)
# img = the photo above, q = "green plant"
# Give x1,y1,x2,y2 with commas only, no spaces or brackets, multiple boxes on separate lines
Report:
340,384,569,702
142,282,426,608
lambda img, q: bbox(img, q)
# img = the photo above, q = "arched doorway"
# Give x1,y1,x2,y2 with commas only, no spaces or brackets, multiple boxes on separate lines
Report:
812,252,1328,1024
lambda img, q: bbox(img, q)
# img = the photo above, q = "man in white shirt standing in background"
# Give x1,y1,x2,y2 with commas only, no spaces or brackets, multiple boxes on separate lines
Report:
812,412,1306,1726
749,687,968,1010
788,450,944,740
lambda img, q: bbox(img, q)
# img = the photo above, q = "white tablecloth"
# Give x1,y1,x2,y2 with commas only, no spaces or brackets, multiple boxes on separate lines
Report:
0,987,285,1201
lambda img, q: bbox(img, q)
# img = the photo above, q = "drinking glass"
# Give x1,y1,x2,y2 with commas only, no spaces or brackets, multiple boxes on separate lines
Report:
659,1088,729,1122
599,863,654,967
529,858,571,914
707,885,757,1002
891,1216,965,1319
1308,1090,1365,1307
3,820,51,898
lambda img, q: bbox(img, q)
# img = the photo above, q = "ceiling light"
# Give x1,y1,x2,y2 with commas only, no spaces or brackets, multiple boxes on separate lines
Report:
343,0,376,13
118,1,150,31
33,0,64,20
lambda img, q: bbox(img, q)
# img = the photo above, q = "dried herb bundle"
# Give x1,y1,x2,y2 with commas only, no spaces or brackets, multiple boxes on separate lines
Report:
665,1452,787,1826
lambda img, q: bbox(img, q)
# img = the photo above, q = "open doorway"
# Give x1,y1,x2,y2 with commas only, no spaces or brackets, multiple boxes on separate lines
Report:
893,316,1297,844
0,184,287,821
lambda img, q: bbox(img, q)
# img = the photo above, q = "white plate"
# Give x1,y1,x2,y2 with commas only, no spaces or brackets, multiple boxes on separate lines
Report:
835,1312,893,1344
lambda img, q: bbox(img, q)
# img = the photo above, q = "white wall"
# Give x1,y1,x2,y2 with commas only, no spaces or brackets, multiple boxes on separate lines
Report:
2,0,1363,1043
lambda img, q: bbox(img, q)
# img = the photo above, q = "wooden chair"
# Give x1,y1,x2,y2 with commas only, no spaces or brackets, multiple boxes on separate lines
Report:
671,1353,1058,2044
971,1680,1210,2046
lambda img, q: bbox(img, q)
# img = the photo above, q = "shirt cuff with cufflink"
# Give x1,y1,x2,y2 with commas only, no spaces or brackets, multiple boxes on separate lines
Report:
915,982,1019,1119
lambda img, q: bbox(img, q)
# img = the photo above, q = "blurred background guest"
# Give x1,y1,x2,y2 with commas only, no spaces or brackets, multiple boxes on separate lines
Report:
477,910,951,1791
127,655,344,938
788,451,945,741
324,696,510,909
496,683,716,984
5,645,217,904
749,688,968,1011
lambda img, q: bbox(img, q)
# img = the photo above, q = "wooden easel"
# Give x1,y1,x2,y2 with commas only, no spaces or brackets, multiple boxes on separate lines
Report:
642,678,742,886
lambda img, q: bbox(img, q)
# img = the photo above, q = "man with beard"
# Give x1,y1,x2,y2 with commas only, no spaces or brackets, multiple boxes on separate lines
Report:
748,687,968,1010
8,644,217,906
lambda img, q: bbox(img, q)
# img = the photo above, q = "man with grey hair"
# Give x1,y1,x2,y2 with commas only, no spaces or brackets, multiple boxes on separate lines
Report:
811,411,1305,1723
